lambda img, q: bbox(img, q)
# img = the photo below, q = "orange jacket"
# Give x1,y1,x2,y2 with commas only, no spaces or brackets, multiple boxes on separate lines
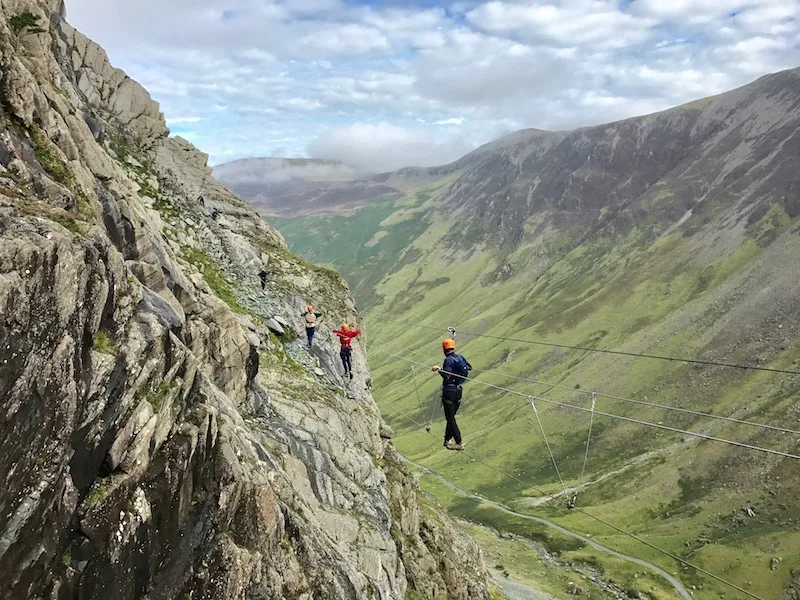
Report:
333,329,360,349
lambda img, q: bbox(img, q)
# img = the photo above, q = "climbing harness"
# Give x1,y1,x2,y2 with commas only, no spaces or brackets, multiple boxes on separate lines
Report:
528,397,570,505
570,392,597,509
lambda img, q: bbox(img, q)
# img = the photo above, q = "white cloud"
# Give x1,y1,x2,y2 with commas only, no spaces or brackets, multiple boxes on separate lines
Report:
467,1,656,48
300,24,390,55
434,117,466,125
283,0,344,15
733,2,800,32
167,116,204,125
307,122,474,172
239,48,277,62
631,0,750,21
63,0,800,167
283,97,325,111
213,157,363,185
413,31,575,107
732,36,790,54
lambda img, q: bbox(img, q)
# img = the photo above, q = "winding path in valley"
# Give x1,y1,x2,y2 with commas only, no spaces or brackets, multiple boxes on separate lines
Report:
519,444,680,508
489,567,557,600
401,455,693,600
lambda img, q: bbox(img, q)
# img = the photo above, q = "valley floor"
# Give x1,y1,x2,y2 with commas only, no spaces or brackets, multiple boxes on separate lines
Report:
403,455,693,600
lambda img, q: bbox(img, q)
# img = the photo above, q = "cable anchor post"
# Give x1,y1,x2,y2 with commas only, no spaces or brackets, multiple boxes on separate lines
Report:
571,392,598,510
528,395,569,504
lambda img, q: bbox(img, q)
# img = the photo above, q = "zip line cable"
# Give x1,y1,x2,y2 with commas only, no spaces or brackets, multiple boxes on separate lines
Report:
528,397,570,500
378,356,764,600
371,339,800,437
410,364,434,432
379,387,435,430
382,318,800,376
529,391,800,461
410,365,424,414
474,367,800,436
371,345,800,461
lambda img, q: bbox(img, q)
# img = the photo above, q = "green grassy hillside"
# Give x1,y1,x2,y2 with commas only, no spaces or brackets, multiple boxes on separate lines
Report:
272,176,456,309
277,172,800,598
270,69,800,599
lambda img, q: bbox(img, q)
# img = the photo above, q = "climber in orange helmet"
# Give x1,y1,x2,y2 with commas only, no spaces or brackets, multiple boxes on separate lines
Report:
432,338,471,451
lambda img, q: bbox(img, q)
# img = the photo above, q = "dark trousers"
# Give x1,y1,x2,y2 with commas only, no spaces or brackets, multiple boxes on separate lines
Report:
340,348,352,373
442,386,463,444
306,327,316,345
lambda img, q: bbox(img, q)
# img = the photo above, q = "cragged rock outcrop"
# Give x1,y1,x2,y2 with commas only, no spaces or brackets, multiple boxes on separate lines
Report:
0,2,493,598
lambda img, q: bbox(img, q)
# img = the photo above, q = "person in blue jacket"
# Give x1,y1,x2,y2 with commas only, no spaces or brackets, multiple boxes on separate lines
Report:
432,338,472,451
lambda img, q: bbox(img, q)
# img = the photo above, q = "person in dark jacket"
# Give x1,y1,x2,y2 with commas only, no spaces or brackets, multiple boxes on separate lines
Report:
301,306,323,346
432,338,472,451
333,323,360,379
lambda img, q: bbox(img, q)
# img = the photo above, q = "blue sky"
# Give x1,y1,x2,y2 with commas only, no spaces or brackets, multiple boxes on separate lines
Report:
65,0,800,171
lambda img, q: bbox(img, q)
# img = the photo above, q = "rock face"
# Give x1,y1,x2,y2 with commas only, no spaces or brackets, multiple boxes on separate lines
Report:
0,3,491,599
436,69,800,246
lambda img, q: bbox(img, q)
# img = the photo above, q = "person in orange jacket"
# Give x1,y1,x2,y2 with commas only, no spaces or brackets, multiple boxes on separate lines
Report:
333,323,360,379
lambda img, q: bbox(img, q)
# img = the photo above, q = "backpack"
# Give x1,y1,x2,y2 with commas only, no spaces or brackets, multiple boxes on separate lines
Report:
448,354,470,386
305,312,317,326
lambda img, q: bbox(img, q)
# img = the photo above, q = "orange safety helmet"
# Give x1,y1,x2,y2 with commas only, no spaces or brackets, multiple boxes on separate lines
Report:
307,305,313,312
442,338,456,351
341,323,350,331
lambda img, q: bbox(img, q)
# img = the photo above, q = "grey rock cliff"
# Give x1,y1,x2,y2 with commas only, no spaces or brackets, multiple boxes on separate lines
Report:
0,2,492,598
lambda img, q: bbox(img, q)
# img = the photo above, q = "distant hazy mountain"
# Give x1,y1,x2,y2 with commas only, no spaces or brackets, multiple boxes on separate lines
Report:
213,157,401,217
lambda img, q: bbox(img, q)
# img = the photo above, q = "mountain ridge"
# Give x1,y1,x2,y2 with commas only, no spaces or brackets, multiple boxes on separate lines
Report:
238,67,799,230
434,65,800,245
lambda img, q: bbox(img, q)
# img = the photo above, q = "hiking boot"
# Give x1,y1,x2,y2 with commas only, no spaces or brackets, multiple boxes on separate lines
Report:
443,440,454,450
452,443,465,451
349,372,353,380
343,371,349,378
